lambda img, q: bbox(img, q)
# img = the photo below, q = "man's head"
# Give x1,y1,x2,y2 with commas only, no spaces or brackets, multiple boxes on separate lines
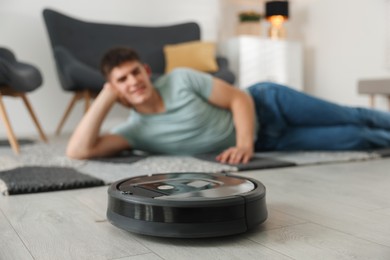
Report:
100,47,141,78
100,47,156,108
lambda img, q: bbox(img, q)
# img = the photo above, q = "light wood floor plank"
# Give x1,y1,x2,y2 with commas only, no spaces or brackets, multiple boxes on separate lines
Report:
241,159,390,247
72,186,109,218
373,207,390,216
134,235,292,260
0,190,150,260
112,252,164,260
257,208,308,231
242,159,390,211
268,194,390,247
0,209,33,260
248,222,390,260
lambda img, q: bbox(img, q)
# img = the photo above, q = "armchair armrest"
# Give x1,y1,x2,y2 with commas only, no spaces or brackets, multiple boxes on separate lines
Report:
212,56,235,85
0,50,42,92
53,46,105,92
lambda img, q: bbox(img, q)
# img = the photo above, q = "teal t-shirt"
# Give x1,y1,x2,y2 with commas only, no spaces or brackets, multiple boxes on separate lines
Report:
111,68,237,155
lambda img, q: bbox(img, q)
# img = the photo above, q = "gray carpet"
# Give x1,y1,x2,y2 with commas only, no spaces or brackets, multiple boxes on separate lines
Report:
0,136,388,195
0,138,235,195
0,166,104,195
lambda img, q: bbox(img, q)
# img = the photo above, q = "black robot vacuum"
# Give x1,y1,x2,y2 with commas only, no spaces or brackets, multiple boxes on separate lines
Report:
107,172,267,238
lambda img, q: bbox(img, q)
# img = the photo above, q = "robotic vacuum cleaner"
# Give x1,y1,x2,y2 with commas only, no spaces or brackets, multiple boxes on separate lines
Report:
107,172,267,238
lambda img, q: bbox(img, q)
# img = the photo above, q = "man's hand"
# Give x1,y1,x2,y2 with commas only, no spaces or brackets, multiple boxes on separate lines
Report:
216,146,254,164
104,82,133,108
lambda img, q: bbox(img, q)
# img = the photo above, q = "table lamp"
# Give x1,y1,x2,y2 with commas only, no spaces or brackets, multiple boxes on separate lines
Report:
265,1,289,39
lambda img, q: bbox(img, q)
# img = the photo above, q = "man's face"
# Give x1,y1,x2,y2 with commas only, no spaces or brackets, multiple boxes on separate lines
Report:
108,61,154,106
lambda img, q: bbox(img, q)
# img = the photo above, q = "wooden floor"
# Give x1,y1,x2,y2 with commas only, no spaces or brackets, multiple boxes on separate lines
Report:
1,158,390,260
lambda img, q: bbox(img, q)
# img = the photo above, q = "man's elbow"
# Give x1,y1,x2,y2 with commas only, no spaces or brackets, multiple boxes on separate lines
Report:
66,146,93,160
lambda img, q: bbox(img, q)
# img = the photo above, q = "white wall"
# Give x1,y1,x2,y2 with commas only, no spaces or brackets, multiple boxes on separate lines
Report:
1,0,390,139
288,0,390,107
0,0,221,138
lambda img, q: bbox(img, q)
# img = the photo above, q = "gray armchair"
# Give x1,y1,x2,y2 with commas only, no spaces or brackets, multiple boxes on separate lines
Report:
43,9,235,135
0,47,48,154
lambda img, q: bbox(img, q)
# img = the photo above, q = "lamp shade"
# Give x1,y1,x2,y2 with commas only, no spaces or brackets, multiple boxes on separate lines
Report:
265,1,289,18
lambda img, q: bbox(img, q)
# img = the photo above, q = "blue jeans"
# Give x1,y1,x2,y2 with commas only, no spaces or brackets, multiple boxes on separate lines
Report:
247,82,390,151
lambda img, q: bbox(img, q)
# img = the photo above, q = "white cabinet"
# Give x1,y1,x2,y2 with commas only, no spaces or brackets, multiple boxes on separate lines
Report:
219,36,303,90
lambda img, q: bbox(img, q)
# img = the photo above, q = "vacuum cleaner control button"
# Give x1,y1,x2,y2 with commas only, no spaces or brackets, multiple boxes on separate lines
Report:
157,185,175,190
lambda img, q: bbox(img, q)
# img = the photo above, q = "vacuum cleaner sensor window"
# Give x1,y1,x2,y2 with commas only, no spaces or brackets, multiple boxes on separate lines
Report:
107,172,267,238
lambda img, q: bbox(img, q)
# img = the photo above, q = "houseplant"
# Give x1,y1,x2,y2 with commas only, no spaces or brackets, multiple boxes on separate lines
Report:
237,11,263,36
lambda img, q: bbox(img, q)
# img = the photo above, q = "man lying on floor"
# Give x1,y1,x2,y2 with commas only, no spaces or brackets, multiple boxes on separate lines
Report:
66,47,390,164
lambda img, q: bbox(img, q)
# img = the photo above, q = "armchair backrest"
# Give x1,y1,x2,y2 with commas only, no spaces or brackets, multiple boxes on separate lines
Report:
43,9,201,74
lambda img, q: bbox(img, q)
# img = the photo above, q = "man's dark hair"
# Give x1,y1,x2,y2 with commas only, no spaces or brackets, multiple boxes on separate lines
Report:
100,47,141,78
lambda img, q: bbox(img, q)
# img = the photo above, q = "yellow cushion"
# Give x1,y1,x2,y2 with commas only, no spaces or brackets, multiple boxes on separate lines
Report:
164,41,219,73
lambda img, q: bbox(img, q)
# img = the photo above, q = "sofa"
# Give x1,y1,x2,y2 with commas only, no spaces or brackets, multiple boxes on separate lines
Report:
43,8,235,92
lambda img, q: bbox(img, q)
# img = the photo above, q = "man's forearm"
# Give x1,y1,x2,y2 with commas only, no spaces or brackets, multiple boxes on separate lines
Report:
66,86,118,157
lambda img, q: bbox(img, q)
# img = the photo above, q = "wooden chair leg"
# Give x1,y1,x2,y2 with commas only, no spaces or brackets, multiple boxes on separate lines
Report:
0,93,20,154
20,94,48,142
388,96,390,111
55,92,82,136
369,94,375,108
